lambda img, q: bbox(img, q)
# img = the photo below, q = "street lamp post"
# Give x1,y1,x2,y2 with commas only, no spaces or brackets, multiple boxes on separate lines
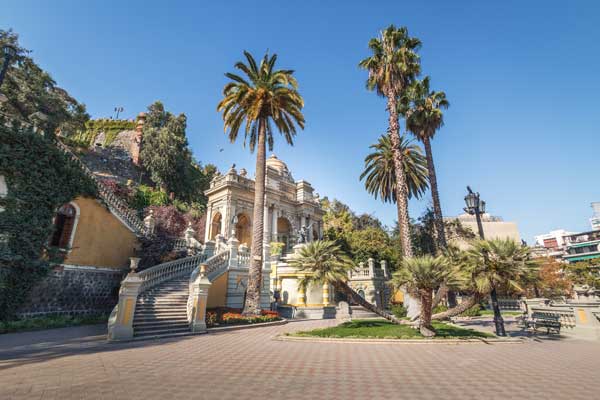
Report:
0,44,17,89
464,186,506,336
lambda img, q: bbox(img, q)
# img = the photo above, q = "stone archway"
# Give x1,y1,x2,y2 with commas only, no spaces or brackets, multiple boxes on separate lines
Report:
235,213,251,246
277,217,293,253
210,212,222,240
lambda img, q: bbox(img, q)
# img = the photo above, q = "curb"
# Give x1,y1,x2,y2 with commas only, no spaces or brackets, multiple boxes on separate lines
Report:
208,319,288,333
274,334,525,345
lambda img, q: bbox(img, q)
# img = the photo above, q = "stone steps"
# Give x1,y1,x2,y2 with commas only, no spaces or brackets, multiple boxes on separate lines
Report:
133,277,191,339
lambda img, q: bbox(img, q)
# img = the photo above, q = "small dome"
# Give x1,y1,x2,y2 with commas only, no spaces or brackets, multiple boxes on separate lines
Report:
266,154,288,173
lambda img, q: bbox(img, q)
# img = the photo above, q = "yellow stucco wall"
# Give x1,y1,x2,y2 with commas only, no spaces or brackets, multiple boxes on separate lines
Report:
64,197,139,269
207,271,228,308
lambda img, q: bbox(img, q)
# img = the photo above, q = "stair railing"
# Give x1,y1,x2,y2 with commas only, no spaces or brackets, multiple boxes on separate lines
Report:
54,139,148,237
137,252,209,294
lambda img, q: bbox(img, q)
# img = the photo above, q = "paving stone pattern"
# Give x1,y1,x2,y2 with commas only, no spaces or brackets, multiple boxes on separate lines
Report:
1,319,599,400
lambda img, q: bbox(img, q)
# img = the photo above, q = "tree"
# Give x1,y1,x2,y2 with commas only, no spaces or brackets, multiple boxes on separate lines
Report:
140,101,190,193
400,77,449,251
392,255,460,336
431,240,535,322
321,197,401,268
217,51,305,315
359,25,421,258
0,29,89,135
360,134,429,203
565,260,600,289
289,240,403,323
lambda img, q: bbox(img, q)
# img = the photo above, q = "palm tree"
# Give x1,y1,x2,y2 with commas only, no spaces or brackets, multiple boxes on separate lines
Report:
289,240,404,324
360,134,429,203
400,76,449,251
432,239,535,325
392,255,460,336
217,51,305,315
359,25,421,258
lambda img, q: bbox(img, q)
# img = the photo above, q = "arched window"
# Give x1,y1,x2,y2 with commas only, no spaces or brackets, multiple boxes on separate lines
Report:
50,203,78,249
210,212,222,240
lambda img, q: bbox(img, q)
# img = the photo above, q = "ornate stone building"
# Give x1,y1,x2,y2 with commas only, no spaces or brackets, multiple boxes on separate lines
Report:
204,154,325,252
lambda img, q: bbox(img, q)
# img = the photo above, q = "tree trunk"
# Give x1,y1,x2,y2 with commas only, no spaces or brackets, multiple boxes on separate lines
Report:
386,90,413,258
490,287,506,336
332,281,406,325
419,289,435,337
422,135,447,250
432,283,449,309
243,120,266,316
431,292,483,320
386,88,418,319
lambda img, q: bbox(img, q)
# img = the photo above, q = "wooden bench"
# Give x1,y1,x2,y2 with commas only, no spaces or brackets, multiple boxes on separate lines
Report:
525,312,561,334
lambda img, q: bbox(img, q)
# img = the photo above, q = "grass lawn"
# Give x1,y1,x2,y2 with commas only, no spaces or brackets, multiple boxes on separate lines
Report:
479,310,524,317
292,319,494,339
0,313,109,334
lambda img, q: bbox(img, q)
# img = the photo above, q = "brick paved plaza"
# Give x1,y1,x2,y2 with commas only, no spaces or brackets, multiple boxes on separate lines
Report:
1,319,599,400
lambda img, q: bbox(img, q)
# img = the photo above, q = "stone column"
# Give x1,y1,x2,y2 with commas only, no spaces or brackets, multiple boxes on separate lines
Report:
204,204,212,242
228,236,240,269
297,280,306,306
300,214,306,229
367,258,376,277
190,264,212,333
318,221,323,240
143,210,156,235
271,207,278,242
322,283,330,306
264,204,270,244
381,260,389,279
107,258,142,341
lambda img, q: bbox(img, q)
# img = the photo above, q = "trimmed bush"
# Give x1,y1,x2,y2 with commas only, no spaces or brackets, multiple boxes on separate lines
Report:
391,304,407,318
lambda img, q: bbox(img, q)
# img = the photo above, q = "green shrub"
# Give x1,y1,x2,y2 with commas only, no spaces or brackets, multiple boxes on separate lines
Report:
130,185,169,210
432,304,448,314
391,304,407,318
270,242,285,256
460,304,481,317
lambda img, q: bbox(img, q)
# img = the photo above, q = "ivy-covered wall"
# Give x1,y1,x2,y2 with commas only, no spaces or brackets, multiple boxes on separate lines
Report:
70,119,136,147
0,122,97,321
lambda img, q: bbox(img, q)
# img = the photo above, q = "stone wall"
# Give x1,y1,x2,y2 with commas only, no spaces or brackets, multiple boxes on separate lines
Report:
18,265,125,317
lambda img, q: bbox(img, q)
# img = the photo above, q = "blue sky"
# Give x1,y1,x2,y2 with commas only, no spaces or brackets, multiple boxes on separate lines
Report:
3,0,600,242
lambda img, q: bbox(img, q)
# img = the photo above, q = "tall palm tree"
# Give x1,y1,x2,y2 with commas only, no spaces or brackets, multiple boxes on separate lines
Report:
360,134,429,203
392,255,460,336
217,51,305,315
289,240,404,324
359,25,421,258
400,76,449,251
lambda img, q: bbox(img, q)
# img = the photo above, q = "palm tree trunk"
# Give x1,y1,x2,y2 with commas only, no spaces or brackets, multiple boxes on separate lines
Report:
422,135,457,308
243,120,266,316
332,281,405,325
386,90,413,258
386,88,418,318
431,292,483,320
419,289,435,337
422,135,446,250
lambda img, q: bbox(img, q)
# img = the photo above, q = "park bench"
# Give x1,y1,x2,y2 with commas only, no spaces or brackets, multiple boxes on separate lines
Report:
524,312,561,335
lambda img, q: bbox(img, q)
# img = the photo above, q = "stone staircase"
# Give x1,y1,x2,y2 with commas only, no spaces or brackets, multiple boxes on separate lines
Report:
133,277,190,339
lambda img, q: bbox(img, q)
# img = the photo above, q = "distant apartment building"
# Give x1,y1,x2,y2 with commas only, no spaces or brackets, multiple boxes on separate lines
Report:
446,213,520,250
590,202,600,230
562,230,600,264
532,229,575,259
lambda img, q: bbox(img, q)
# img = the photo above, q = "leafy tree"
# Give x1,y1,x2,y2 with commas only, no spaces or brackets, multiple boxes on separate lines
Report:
0,29,89,135
565,260,600,288
289,240,402,323
360,134,429,203
392,255,459,336
400,77,449,250
217,51,305,315
321,197,400,267
359,25,421,258
140,101,190,193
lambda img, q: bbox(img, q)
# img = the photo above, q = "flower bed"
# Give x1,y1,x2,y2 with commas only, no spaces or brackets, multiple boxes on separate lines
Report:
206,307,281,327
